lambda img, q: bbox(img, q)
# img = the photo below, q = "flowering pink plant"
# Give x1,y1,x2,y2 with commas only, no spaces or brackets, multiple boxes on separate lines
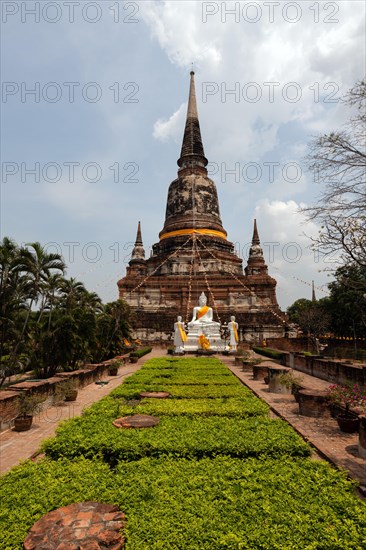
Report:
326,383,366,417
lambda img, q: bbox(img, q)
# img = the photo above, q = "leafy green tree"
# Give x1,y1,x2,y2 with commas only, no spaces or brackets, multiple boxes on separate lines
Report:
287,299,330,338
29,310,75,378
287,298,330,352
16,242,66,352
0,238,32,384
287,299,313,325
30,278,104,377
325,263,366,338
94,300,131,362
1,237,132,382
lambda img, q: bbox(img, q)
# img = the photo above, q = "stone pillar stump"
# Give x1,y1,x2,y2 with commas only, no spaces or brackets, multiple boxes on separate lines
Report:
242,360,254,372
253,365,269,381
358,415,366,459
298,389,330,418
268,366,291,394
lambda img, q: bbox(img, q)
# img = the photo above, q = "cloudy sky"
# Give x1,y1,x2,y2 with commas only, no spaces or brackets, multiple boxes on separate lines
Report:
2,1,365,308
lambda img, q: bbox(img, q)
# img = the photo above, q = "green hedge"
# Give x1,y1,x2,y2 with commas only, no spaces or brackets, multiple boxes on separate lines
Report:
77,395,269,419
42,416,310,464
139,357,231,372
122,372,241,387
1,456,366,550
252,346,285,360
0,458,114,550
115,457,366,550
129,346,152,358
2,355,366,549
111,382,251,400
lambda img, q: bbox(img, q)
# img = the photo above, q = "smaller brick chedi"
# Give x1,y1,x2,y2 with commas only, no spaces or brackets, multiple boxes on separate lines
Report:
118,72,285,341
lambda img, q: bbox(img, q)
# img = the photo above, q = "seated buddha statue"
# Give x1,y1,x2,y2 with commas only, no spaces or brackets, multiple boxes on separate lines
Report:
189,292,220,328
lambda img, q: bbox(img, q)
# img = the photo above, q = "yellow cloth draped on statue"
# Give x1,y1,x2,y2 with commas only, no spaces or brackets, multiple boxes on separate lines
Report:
196,305,209,320
233,324,239,343
178,323,187,342
198,334,210,350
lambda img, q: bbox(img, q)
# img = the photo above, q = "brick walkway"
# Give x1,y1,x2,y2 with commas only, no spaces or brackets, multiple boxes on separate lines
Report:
220,355,366,491
0,349,163,475
1,349,365,494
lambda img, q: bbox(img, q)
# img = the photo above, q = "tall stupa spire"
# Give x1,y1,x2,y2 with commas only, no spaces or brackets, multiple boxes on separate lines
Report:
130,221,145,264
252,219,260,245
245,219,268,276
312,280,316,301
177,71,208,170
135,221,143,246
158,72,227,243
118,72,284,343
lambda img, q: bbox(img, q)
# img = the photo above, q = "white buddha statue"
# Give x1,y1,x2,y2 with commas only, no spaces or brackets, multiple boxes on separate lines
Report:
189,292,219,328
173,315,187,353
184,292,223,351
228,315,239,351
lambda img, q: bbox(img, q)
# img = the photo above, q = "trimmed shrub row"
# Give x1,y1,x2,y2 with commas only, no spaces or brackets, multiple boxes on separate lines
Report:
137,357,232,373
0,458,113,550
110,456,366,550
1,456,366,549
1,356,366,549
125,370,238,386
42,415,309,465
129,346,152,358
252,346,285,360
82,395,269,419
111,383,250,400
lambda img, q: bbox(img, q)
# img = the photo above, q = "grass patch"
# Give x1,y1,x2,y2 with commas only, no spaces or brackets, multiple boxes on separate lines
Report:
2,356,365,549
85,395,269,419
111,383,249,399
0,457,114,550
1,456,365,549
42,415,310,465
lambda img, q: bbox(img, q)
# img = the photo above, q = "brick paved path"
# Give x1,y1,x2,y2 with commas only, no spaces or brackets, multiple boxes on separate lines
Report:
1,349,365,494
220,355,366,490
0,348,163,475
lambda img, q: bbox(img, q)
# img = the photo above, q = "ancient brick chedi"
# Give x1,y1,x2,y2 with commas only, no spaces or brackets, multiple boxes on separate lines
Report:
118,72,285,341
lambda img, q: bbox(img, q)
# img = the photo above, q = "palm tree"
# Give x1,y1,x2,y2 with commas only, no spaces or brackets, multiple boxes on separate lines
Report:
0,239,27,352
0,238,31,385
17,242,65,345
58,278,103,368
42,273,65,329
1,238,131,379
60,278,87,310
94,300,131,361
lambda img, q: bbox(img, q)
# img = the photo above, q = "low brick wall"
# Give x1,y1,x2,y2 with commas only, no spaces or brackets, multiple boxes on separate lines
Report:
7,380,52,395
267,337,366,358
0,354,130,432
284,352,366,388
0,391,21,431
266,337,309,352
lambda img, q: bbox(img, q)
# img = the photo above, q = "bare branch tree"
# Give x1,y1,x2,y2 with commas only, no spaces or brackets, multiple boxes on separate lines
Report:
302,78,366,268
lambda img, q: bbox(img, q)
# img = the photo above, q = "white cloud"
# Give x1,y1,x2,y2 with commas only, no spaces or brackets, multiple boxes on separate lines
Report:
141,0,364,164
4,0,364,308
140,2,223,68
153,102,186,142
253,199,331,307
